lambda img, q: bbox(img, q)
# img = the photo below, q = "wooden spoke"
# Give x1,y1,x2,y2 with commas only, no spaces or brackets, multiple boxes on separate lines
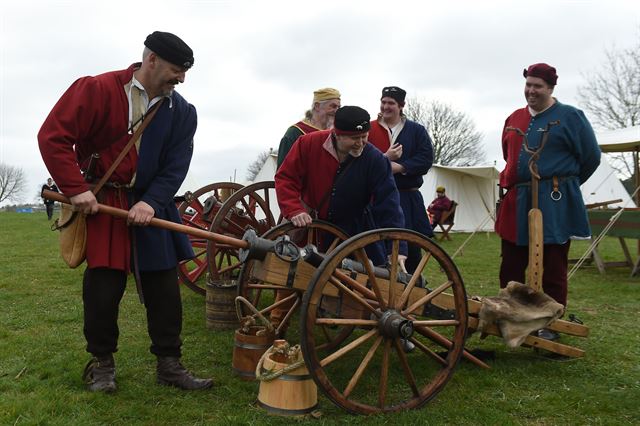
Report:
320,329,378,367
328,276,378,316
411,320,460,327
332,270,377,300
239,197,260,224
258,292,298,315
396,252,432,310
378,338,391,408
343,335,383,398
388,240,400,308
275,297,300,337
327,236,341,252
393,338,419,397
355,248,387,310
402,280,453,316
315,318,378,327
410,337,448,366
413,321,489,369
220,215,247,235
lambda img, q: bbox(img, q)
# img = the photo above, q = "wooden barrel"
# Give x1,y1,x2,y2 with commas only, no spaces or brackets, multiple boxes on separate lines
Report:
257,344,318,416
232,326,275,380
205,279,238,330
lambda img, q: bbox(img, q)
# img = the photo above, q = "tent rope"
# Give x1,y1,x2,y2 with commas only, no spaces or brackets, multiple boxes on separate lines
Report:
568,184,640,280
450,213,493,260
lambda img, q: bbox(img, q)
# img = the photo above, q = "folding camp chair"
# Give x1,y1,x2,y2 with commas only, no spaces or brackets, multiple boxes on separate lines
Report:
436,201,457,241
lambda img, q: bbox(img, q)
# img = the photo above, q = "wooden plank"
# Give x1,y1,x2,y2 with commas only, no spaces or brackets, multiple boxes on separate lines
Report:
465,298,589,337
467,317,585,358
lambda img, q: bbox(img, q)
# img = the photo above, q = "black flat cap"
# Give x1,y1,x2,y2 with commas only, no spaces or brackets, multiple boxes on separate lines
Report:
334,106,371,135
381,86,406,104
144,31,194,69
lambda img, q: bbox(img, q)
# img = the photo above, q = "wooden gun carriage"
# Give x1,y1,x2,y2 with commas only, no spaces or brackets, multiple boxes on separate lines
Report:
44,186,588,415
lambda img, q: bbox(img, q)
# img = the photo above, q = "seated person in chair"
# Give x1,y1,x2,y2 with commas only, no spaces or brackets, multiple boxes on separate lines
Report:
427,186,453,225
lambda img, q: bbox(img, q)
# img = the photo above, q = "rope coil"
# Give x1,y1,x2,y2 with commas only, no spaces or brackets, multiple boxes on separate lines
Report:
255,341,306,382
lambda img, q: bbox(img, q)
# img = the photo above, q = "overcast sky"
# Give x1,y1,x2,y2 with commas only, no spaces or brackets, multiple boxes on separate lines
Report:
1,0,638,204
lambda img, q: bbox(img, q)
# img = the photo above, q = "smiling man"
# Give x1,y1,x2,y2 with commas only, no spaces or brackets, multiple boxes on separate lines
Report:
275,105,406,267
369,86,434,274
496,63,601,339
38,31,212,393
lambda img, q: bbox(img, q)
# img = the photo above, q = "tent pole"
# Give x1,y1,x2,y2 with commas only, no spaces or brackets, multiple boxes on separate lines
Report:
633,150,640,256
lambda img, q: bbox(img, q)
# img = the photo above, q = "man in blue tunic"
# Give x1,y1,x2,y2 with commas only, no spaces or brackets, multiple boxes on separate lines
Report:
495,63,601,338
369,86,434,274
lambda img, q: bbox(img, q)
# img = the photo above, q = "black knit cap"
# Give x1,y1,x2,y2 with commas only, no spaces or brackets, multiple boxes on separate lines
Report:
144,31,194,69
381,86,406,104
334,106,371,135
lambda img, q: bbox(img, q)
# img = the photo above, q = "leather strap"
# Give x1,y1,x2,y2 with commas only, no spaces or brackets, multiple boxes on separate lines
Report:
92,98,165,195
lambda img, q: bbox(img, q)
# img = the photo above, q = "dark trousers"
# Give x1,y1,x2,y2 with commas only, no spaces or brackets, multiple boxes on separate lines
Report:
46,204,54,220
83,267,182,358
499,239,571,306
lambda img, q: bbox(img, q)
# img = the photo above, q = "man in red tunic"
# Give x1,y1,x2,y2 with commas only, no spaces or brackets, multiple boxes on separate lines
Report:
276,87,341,168
38,32,212,392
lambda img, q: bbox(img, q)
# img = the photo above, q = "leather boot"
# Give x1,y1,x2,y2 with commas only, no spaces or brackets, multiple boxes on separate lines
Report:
82,354,116,393
156,357,213,390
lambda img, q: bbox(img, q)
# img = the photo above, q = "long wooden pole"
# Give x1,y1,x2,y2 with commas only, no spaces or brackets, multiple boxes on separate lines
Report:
41,189,249,249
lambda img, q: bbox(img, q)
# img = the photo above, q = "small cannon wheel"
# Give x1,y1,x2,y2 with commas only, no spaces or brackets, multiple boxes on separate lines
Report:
236,220,349,345
177,182,243,295
206,181,282,284
300,229,468,414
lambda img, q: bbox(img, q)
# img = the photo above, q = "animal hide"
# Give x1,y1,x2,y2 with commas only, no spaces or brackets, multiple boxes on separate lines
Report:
478,281,564,348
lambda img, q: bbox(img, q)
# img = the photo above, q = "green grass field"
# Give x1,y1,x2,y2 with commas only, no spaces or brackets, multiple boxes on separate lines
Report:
1,211,638,425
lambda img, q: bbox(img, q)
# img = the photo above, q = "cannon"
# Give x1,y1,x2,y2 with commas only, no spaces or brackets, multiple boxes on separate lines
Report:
43,189,589,414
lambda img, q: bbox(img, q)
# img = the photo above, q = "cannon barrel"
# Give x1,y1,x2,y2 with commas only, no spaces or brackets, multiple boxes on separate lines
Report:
301,244,412,284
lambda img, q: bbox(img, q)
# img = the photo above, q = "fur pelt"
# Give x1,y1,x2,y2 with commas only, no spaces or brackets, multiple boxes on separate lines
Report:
478,281,565,348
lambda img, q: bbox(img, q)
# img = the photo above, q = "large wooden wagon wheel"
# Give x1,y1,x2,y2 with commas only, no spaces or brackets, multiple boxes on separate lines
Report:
236,220,349,342
300,229,468,414
177,182,243,295
206,181,282,285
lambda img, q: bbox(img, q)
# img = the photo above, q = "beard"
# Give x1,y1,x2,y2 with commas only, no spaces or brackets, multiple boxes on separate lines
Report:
349,146,364,158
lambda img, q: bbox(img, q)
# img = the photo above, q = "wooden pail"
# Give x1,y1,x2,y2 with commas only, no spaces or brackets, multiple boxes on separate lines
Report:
232,326,275,380
205,279,238,330
257,341,318,416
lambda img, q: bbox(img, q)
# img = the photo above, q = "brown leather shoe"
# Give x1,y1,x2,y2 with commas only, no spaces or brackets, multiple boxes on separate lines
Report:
82,354,116,393
156,357,213,390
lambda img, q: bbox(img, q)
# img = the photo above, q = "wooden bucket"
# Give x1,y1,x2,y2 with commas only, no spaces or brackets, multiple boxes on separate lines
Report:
205,279,238,330
257,341,318,416
232,326,275,380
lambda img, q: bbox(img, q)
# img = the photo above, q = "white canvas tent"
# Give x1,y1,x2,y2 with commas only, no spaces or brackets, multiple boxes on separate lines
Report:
421,165,499,232
580,157,635,207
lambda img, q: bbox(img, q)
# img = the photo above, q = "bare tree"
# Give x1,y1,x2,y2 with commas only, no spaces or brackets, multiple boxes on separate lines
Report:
577,33,640,178
404,98,485,166
246,149,273,181
0,163,27,203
